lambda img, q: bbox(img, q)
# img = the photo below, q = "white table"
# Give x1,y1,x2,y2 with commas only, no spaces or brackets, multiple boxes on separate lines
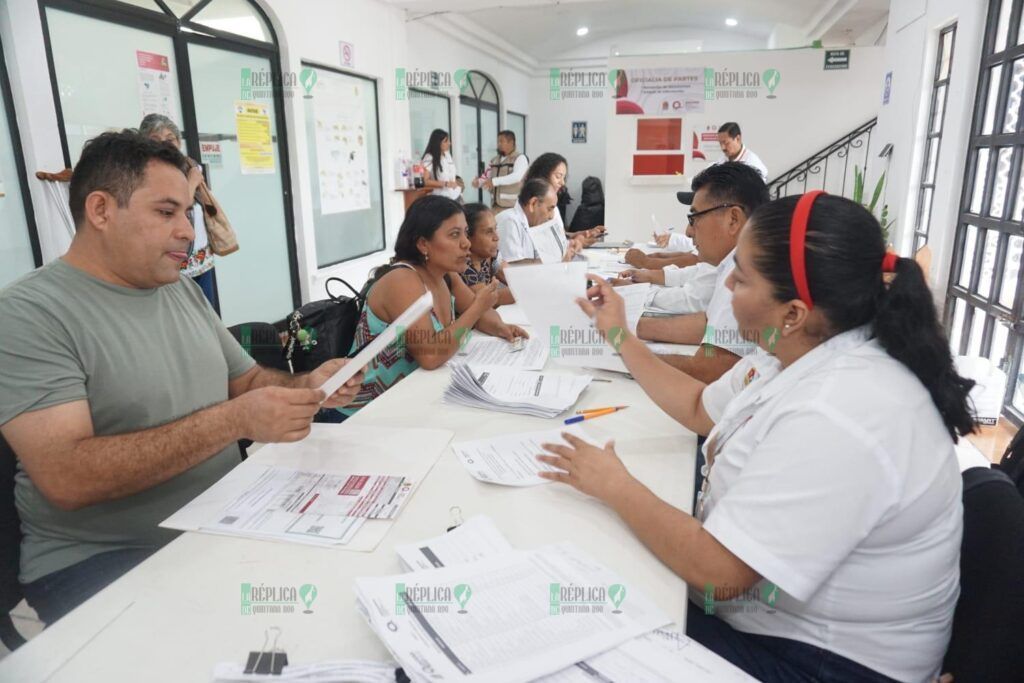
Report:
0,305,698,683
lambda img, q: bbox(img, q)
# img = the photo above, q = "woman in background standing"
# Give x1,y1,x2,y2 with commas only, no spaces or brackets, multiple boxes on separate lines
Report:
421,129,462,202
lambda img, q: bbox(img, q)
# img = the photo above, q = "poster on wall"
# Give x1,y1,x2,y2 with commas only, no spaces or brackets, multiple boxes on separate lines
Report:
200,141,223,167
572,121,587,144
234,101,276,175
136,50,177,119
310,73,371,214
613,68,704,116
692,125,721,161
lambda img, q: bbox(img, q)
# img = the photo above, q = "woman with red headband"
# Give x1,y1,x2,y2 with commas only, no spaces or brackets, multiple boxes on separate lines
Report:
538,192,975,682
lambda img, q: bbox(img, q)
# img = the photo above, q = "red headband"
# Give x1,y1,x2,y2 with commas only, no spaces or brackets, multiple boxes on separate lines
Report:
881,252,899,273
790,190,825,310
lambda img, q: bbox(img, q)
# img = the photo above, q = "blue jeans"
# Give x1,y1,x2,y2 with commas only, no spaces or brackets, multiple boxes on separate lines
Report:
21,547,156,626
686,603,898,682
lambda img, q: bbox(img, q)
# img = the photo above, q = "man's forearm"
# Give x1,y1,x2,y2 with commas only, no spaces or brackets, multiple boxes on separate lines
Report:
637,312,707,344
646,253,698,269
62,401,244,509
247,366,307,390
657,346,740,384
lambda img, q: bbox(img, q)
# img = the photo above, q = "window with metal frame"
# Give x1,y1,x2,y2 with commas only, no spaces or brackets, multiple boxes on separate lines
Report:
38,0,300,325
913,23,957,252
458,70,500,205
507,110,526,156
0,31,42,288
946,0,1024,425
409,87,452,159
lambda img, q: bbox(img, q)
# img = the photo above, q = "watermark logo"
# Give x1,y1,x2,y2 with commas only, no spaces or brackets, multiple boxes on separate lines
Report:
395,68,469,100
239,67,308,100
395,583,473,615
240,582,317,615
703,68,781,101
548,325,622,359
549,68,618,100
454,327,473,351
701,325,779,356
550,583,628,615
704,582,778,615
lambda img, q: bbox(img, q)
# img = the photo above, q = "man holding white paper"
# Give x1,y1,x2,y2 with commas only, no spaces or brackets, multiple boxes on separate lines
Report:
0,132,364,626
497,178,581,265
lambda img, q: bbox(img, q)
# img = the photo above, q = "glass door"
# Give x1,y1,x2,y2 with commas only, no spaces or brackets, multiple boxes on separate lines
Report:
186,41,297,326
459,102,480,204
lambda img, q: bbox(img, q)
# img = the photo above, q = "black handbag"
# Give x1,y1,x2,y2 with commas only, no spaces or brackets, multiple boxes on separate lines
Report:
283,278,364,373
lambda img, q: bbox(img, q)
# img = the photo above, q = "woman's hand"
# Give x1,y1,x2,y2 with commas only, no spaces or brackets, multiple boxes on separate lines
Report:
538,433,635,503
470,280,500,311
577,274,629,345
495,324,529,342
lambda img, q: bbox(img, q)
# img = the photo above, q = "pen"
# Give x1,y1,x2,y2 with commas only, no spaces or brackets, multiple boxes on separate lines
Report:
575,405,628,415
564,406,628,424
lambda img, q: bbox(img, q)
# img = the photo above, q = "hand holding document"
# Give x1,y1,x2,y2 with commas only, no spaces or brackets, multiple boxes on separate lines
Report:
318,291,433,398
444,364,592,418
452,426,588,486
451,334,547,370
354,542,671,683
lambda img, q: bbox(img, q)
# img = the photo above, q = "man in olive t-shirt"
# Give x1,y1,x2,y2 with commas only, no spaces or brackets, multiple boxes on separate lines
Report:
0,132,362,625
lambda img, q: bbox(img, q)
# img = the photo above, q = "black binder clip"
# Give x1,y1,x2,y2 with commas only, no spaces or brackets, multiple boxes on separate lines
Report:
446,506,464,532
244,626,289,675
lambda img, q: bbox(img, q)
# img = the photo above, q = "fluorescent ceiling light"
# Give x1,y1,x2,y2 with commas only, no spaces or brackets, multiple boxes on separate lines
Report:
576,26,589,36
725,17,738,27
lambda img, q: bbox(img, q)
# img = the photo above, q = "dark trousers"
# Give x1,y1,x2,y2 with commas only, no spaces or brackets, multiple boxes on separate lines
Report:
686,603,899,682
21,547,155,626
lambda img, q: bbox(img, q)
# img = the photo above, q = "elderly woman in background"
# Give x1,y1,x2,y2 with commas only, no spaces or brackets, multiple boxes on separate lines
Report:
138,114,218,310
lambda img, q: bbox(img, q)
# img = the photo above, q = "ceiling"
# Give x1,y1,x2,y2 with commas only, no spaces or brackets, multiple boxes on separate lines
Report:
384,0,889,60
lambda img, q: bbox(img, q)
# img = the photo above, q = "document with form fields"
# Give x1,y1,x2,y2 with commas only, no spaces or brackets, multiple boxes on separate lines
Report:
444,364,592,418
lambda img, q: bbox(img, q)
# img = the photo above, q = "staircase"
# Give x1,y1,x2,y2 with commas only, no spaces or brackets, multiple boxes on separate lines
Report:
767,118,879,199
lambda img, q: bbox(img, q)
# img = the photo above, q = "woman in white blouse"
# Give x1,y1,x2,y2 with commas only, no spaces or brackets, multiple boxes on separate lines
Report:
421,129,461,201
538,192,976,682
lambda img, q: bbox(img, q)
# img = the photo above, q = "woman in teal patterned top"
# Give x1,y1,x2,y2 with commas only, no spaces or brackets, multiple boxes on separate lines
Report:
339,196,528,416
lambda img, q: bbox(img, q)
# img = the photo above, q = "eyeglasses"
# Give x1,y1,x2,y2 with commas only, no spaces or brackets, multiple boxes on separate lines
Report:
686,203,741,226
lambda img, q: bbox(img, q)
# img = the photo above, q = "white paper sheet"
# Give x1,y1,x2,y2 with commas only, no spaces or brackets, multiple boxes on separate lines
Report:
394,515,514,571
451,426,588,486
452,334,547,370
319,291,433,397
354,543,672,683
540,626,756,682
528,218,569,263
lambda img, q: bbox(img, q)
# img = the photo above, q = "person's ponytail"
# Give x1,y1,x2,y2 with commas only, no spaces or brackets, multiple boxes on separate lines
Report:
874,256,976,440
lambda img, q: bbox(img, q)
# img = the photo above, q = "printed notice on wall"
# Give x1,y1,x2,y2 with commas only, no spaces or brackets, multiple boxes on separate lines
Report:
613,67,705,116
200,141,223,167
136,50,176,119
310,72,371,214
234,101,275,175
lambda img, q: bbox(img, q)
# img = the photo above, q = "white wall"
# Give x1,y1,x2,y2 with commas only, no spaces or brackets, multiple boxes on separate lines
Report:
603,47,886,243
873,0,987,301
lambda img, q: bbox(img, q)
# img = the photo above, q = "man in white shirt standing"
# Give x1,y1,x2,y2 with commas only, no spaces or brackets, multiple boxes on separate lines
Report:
636,162,770,382
714,122,768,181
476,130,528,213
497,178,579,264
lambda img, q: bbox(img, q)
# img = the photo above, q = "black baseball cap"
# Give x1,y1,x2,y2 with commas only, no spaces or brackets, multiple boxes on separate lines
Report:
676,191,694,205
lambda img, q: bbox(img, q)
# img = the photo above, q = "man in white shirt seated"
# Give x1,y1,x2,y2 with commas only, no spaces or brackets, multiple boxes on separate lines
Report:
475,130,528,213
635,162,770,382
714,121,767,181
496,178,580,265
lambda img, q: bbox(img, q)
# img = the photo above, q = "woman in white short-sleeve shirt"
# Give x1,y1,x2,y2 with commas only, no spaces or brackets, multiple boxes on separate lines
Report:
421,129,461,201
538,192,975,682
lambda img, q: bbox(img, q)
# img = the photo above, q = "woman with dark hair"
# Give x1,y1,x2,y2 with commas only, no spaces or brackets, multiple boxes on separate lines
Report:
525,153,605,246
461,203,514,306
537,192,974,681
338,196,526,416
421,129,461,201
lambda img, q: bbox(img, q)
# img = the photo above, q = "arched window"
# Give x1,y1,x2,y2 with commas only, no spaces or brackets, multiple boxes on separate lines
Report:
458,70,500,205
40,0,298,325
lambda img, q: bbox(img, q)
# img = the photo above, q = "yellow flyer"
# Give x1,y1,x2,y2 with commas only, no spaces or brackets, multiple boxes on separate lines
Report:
234,100,275,175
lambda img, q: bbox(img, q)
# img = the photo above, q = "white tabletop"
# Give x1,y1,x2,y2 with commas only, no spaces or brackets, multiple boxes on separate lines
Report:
0,304,698,682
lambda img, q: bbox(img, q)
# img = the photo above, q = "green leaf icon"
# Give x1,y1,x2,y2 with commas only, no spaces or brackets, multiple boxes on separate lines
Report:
300,67,318,95
454,69,470,91
607,326,626,352
454,327,472,350
608,583,627,611
299,583,318,612
763,325,780,353
454,583,472,612
763,68,780,94
761,582,778,608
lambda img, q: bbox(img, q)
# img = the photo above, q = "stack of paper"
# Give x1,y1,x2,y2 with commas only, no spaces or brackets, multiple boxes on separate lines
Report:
213,660,398,682
444,364,591,417
354,542,672,683
385,518,756,683
451,334,547,370
451,426,588,487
